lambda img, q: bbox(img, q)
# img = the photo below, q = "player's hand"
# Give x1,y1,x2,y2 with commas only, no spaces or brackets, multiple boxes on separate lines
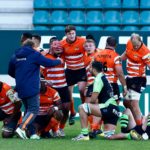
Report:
123,86,128,97
53,110,63,121
57,57,64,64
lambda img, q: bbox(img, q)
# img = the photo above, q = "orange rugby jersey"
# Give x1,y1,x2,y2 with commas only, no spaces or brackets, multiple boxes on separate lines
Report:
94,49,122,83
42,54,67,88
0,83,15,114
39,86,60,115
84,53,95,85
61,37,86,70
126,40,150,78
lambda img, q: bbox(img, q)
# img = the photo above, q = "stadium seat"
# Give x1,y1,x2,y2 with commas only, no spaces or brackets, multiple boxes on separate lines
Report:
69,11,85,24
122,0,139,8
122,11,139,25
122,0,139,9
86,0,103,9
140,11,150,25
34,26,50,30
104,26,120,31
86,11,103,25
87,26,103,31
140,0,150,9
76,26,85,31
103,0,121,9
51,26,65,31
69,0,85,9
33,11,50,24
141,26,150,31
104,11,121,25
50,11,68,25
51,0,68,9
122,26,139,31
34,0,50,9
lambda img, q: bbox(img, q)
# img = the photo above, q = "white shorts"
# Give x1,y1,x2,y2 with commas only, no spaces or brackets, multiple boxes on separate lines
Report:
125,89,141,101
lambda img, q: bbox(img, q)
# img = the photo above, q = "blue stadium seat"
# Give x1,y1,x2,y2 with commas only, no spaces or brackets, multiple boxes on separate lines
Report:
33,11,50,24
141,26,150,31
122,26,139,31
34,26,50,30
86,0,103,9
103,0,121,9
51,26,65,31
50,11,68,25
51,0,68,9
69,11,85,24
122,0,139,8
86,11,103,25
87,26,103,31
140,0,150,9
140,11,150,25
69,0,85,9
34,0,50,9
105,26,120,31
122,11,139,25
76,26,85,31
104,11,121,25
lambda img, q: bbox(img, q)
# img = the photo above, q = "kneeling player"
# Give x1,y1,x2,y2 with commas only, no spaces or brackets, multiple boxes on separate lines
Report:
0,81,21,138
72,61,120,141
28,81,63,139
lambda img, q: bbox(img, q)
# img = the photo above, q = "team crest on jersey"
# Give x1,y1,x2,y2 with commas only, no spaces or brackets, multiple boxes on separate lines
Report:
75,47,79,51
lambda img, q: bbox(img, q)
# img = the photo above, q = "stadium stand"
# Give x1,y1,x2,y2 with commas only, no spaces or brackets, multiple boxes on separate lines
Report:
0,0,33,30
122,26,139,31
104,26,121,31
122,11,139,25
34,0,50,9
140,0,150,9
140,11,150,25
87,26,103,31
103,0,121,9
69,0,85,9
86,0,103,9
51,26,65,31
141,26,150,31
51,0,68,9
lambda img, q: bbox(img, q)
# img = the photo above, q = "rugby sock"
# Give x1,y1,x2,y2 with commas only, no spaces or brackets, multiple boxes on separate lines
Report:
120,114,129,133
59,123,65,129
70,99,76,115
145,115,150,137
44,117,59,132
81,128,89,136
135,119,142,126
126,133,131,140
90,123,100,131
88,116,93,126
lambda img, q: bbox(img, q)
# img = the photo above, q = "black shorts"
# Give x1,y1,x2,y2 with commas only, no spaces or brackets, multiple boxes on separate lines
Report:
86,84,93,98
0,109,21,131
111,83,121,101
65,68,87,86
54,86,71,103
126,77,146,93
34,115,51,130
100,104,120,125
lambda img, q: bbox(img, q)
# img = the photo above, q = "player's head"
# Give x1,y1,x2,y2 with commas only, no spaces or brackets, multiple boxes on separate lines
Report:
130,33,142,50
90,61,103,76
65,25,76,42
106,36,117,48
84,39,96,54
21,32,32,45
86,34,95,41
50,39,63,56
32,34,41,48
0,81,3,92
22,39,35,47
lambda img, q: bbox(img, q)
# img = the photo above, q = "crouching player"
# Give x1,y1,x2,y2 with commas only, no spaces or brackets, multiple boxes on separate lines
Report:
0,81,21,138
108,108,150,140
28,81,63,139
72,61,120,141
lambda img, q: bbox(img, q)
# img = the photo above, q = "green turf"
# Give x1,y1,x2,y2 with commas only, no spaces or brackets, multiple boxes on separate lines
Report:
0,121,150,150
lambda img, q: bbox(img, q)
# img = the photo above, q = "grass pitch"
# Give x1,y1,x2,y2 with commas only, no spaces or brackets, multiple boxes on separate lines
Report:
0,121,150,150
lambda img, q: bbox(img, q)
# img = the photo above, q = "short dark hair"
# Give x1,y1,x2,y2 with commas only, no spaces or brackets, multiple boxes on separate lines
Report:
106,36,117,47
65,25,76,33
84,39,96,46
22,32,32,39
23,39,35,47
86,34,95,41
92,61,103,72
32,34,41,42
49,36,58,45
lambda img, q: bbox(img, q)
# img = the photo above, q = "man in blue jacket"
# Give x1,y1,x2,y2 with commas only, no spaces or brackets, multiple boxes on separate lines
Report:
8,39,63,139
